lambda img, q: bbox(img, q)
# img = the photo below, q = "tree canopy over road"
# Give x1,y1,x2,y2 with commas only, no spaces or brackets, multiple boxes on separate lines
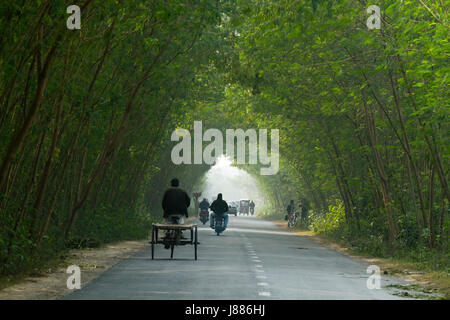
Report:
0,0,448,278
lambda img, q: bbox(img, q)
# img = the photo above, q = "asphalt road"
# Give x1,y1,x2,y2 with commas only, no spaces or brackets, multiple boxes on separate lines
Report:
64,215,413,300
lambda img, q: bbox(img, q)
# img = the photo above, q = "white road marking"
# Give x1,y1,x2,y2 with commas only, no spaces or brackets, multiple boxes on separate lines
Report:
252,259,261,263
254,264,263,268
225,228,296,236
257,282,269,286
258,291,271,296
256,275,267,279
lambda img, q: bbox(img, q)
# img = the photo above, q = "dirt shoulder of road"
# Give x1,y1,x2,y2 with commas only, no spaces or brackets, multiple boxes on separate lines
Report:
272,220,449,299
0,217,199,300
0,240,148,300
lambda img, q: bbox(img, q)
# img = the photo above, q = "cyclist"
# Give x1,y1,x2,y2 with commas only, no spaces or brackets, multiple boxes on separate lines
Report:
286,200,295,220
162,178,190,224
161,178,190,248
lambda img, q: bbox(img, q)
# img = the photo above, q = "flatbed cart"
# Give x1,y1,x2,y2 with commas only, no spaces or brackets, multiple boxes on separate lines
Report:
151,223,198,260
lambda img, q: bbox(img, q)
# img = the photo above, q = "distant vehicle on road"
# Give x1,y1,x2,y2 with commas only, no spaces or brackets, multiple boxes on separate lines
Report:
228,203,238,216
222,200,238,216
229,200,238,207
239,199,250,215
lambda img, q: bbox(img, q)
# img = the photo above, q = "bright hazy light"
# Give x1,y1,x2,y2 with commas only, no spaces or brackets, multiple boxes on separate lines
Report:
201,155,264,206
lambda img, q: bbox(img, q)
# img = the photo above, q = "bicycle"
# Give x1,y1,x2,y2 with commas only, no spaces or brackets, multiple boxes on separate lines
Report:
287,212,298,228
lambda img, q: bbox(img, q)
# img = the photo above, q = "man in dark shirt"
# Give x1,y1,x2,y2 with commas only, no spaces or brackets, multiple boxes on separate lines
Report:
199,198,210,211
285,200,295,221
162,178,190,224
249,200,255,215
300,202,308,225
209,193,229,229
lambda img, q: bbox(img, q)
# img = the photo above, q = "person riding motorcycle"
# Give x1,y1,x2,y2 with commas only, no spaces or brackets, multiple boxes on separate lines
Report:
199,198,210,224
249,200,255,215
209,193,229,229
199,198,210,212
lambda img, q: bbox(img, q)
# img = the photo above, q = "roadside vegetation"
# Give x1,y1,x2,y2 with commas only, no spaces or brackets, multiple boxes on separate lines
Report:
0,0,448,293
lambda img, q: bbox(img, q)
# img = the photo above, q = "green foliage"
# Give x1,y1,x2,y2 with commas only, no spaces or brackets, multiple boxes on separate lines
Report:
0,0,448,278
310,201,346,234
216,0,449,268
0,0,233,277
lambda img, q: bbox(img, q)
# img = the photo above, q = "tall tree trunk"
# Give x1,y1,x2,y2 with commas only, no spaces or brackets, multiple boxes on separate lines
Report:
0,31,60,190
396,55,450,205
428,163,435,248
363,99,399,244
64,44,168,237
30,96,63,235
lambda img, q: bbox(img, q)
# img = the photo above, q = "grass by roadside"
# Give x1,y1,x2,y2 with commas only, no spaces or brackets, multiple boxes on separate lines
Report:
0,252,69,292
266,217,449,300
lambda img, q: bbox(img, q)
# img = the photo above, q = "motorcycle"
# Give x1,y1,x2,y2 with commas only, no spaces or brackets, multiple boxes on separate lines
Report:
199,209,209,225
214,216,226,236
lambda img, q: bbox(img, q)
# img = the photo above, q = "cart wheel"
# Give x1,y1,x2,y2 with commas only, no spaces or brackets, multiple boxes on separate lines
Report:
151,226,155,260
194,226,198,260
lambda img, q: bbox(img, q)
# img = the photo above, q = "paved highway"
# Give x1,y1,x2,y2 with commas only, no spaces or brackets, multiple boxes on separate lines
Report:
64,215,411,299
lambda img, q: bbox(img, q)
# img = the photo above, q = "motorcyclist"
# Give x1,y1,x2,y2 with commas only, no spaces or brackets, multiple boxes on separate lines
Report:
249,200,255,215
199,198,210,212
209,193,229,229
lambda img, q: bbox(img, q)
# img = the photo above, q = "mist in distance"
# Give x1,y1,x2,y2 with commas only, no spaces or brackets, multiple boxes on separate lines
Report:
201,155,264,207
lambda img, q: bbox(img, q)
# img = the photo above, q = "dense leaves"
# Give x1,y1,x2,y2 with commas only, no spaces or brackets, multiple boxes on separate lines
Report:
0,0,448,276
221,0,449,260
0,0,226,275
